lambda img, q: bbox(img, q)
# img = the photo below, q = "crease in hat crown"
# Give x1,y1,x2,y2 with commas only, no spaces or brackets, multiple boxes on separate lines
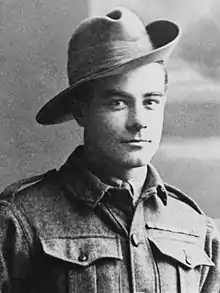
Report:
67,7,154,85
36,6,181,125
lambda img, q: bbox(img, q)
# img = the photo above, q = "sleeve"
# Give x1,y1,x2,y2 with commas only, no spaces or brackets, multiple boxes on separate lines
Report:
200,216,220,293
0,200,34,293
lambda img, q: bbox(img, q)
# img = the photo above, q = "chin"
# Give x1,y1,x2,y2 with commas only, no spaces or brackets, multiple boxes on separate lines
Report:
108,146,158,168
132,159,151,168
119,155,152,168
130,149,157,165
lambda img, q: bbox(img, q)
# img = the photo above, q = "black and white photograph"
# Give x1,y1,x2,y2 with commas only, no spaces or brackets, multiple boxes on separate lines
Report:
0,0,220,292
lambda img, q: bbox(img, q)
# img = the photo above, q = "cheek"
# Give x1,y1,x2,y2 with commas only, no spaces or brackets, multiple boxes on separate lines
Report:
149,109,164,128
89,112,126,136
147,111,164,144
84,117,116,146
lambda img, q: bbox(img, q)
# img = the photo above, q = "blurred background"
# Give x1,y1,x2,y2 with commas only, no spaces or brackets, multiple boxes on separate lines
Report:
0,0,220,225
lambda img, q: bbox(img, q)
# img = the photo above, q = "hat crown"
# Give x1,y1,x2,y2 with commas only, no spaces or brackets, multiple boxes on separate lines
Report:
67,7,154,85
69,7,148,50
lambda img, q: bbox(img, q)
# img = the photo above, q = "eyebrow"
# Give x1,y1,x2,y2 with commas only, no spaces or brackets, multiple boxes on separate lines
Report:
103,89,164,99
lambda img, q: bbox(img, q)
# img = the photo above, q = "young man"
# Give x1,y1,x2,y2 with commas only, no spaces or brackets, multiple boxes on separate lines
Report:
0,7,220,293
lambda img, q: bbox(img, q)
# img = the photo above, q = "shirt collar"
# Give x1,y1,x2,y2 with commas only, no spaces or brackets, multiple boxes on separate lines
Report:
61,146,167,208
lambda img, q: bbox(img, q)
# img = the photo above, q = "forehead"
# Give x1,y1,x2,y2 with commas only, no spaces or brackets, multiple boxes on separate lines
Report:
93,62,165,95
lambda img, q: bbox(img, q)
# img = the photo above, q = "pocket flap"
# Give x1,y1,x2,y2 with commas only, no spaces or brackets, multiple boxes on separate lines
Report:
40,237,123,267
148,237,214,269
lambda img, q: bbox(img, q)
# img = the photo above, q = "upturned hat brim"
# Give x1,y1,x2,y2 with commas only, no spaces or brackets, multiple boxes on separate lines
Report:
36,15,180,125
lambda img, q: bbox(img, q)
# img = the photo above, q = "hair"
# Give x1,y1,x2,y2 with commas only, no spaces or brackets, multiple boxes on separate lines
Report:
165,67,168,90
71,79,100,104
157,60,168,91
70,79,97,118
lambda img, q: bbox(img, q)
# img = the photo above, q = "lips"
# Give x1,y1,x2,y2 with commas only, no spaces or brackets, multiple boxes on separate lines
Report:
121,139,152,143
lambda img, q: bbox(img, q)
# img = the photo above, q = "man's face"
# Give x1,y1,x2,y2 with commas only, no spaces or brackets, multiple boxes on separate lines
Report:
81,62,167,169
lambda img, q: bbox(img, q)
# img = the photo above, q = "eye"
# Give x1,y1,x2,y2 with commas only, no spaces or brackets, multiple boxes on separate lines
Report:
143,97,161,110
108,99,127,110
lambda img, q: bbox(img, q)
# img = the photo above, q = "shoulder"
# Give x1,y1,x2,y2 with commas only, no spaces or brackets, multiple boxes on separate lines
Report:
0,169,68,220
0,169,59,202
154,183,208,239
164,183,220,241
164,182,204,214
0,172,58,244
0,168,80,236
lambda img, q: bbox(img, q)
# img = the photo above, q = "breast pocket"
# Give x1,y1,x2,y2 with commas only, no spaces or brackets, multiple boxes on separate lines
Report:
147,230,214,293
40,236,124,293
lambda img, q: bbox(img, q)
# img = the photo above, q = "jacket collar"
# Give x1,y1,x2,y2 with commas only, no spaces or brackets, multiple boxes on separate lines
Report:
141,163,168,205
61,146,168,208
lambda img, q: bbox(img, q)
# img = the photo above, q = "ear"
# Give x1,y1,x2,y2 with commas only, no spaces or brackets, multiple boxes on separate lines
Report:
72,101,88,127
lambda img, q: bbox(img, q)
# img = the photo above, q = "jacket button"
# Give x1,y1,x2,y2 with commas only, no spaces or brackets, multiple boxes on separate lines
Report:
78,253,88,262
130,233,139,247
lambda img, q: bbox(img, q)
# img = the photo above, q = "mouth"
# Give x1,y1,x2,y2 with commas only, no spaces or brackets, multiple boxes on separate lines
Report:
122,139,152,143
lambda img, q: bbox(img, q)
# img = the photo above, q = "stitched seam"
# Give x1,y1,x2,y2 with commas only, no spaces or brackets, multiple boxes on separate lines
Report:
41,235,119,240
0,200,33,252
146,226,199,237
145,236,159,292
104,204,128,237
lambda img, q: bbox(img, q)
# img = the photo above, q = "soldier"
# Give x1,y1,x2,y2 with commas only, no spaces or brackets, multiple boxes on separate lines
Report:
0,6,220,293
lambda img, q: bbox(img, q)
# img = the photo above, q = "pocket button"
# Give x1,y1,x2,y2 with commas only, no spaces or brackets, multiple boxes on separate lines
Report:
131,233,139,247
78,253,88,262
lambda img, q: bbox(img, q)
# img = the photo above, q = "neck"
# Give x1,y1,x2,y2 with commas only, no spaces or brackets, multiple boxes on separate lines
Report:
84,146,148,199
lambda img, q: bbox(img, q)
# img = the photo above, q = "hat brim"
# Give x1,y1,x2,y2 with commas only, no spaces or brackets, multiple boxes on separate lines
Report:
36,20,180,125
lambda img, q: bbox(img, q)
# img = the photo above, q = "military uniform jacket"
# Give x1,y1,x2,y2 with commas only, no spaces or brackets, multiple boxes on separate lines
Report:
0,146,220,293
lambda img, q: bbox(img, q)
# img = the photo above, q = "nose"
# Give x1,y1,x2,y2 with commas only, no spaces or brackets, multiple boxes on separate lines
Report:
126,104,147,132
